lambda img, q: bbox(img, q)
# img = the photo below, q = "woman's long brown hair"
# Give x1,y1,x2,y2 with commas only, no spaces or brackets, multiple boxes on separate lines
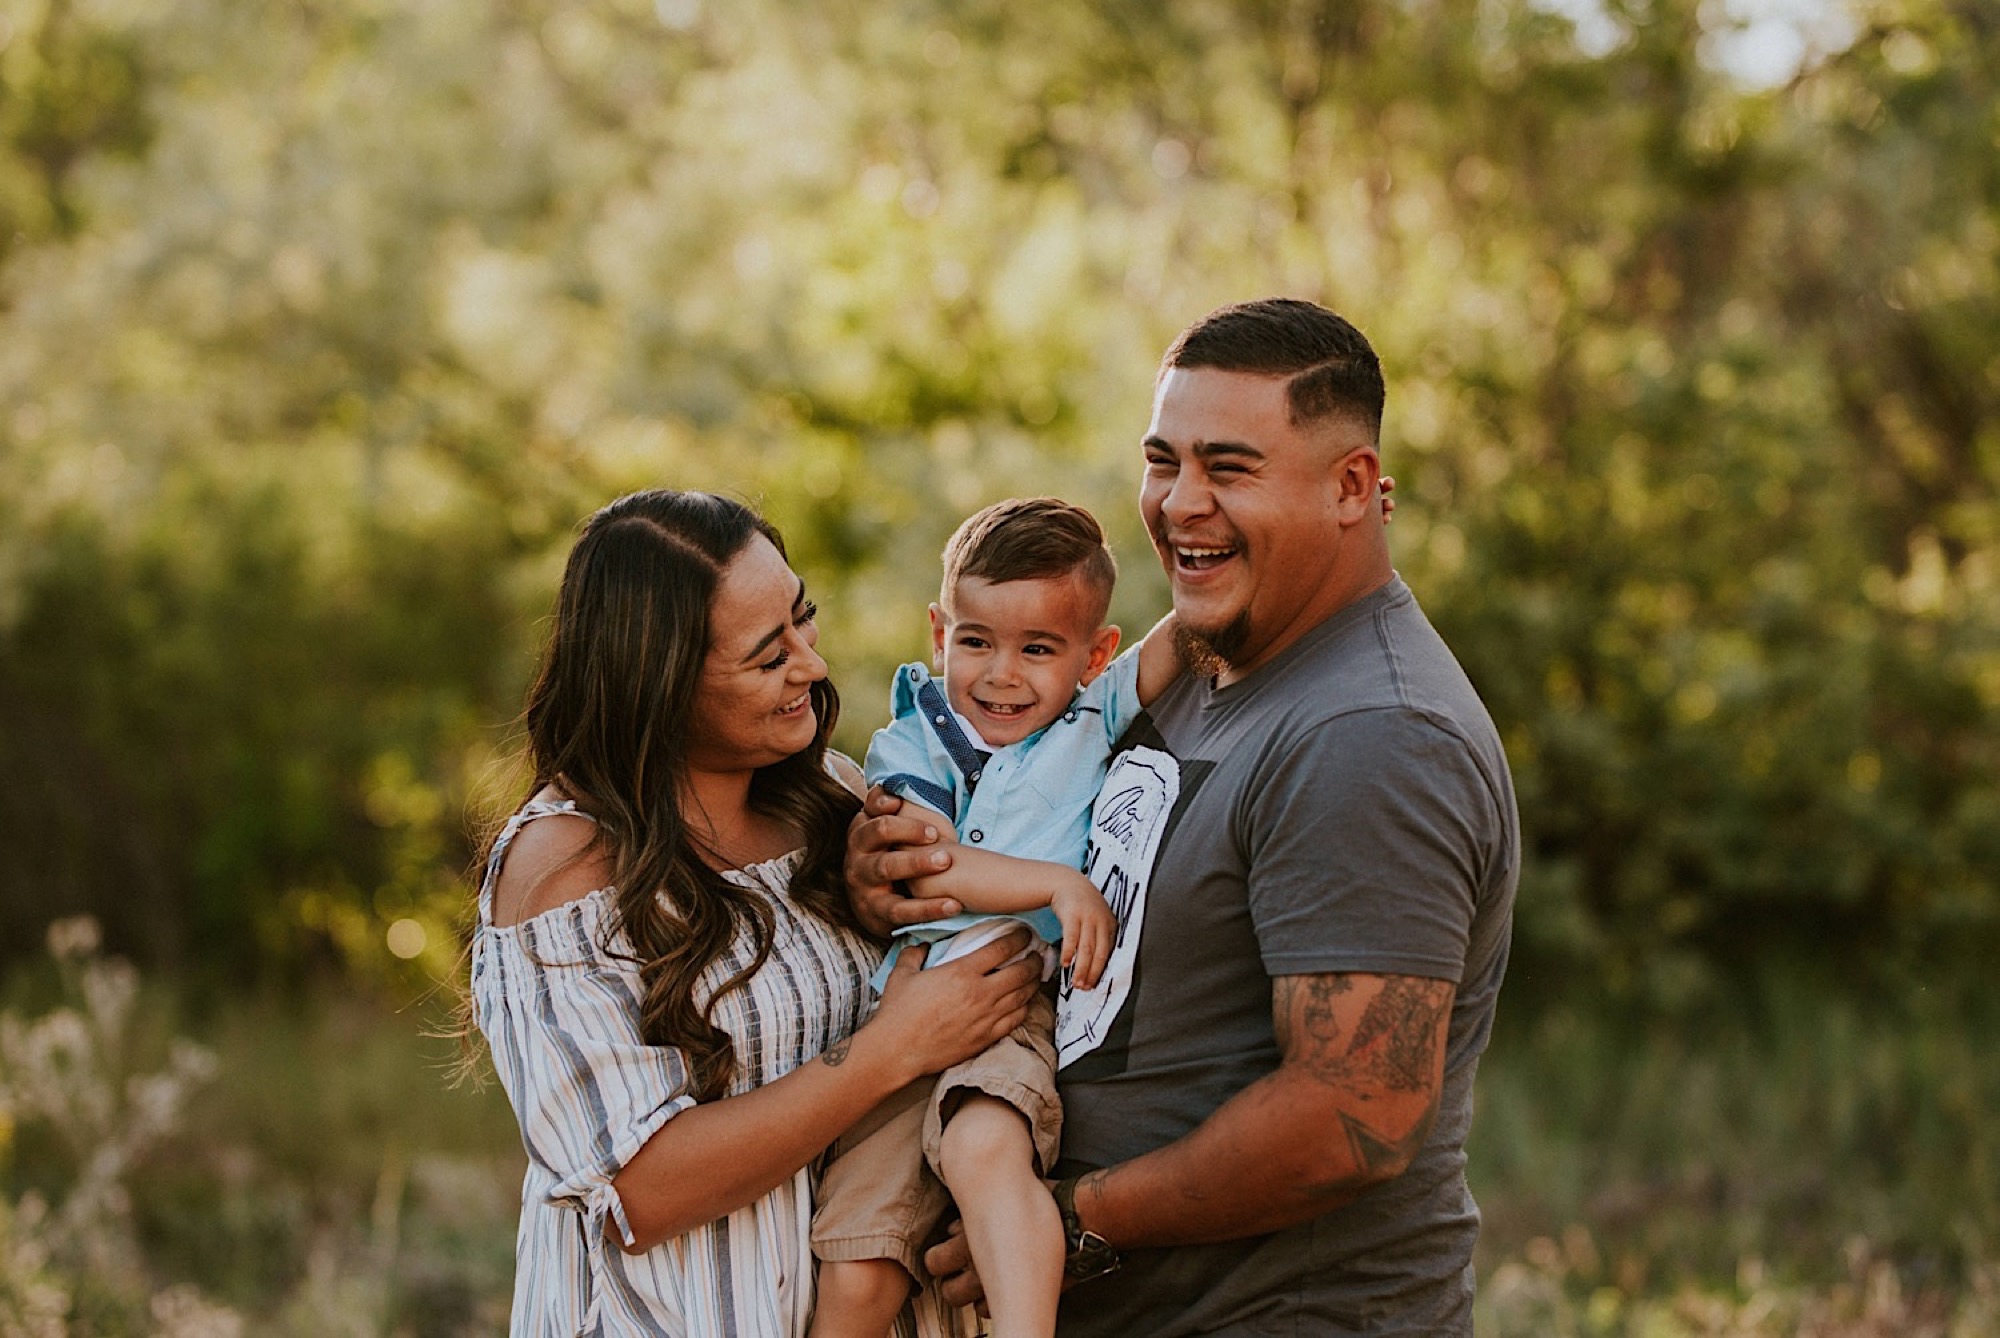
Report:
512,490,861,1101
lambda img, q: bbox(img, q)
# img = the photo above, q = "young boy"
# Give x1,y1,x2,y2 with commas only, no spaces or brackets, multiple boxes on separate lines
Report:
808,497,1181,1338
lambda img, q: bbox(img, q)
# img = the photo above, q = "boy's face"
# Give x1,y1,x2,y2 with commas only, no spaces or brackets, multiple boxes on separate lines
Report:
929,572,1121,748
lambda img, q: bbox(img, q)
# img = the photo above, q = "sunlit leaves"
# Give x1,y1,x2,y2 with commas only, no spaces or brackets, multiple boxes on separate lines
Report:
0,0,1991,995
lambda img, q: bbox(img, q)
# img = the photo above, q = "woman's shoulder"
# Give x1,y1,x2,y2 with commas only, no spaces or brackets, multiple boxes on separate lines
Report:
823,749,865,798
487,793,618,929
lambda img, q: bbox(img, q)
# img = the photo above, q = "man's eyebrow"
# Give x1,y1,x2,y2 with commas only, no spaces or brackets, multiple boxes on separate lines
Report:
1192,440,1264,463
738,579,807,663
1141,436,1265,463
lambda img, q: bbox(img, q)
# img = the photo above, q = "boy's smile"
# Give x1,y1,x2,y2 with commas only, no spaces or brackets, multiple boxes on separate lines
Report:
930,573,1120,748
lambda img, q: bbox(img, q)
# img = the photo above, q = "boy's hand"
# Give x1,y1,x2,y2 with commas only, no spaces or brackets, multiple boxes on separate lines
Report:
1051,874,1116,991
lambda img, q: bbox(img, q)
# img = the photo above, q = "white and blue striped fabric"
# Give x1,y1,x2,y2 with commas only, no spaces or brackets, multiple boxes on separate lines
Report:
472,798,977,1337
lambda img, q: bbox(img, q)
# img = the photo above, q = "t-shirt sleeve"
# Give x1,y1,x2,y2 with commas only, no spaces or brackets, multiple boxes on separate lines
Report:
862,665,959,823
1244,708,1499,982
491,915,699,1246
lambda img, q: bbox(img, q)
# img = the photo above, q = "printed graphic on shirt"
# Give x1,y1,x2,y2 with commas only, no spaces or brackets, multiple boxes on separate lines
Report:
1056,744,1179,1069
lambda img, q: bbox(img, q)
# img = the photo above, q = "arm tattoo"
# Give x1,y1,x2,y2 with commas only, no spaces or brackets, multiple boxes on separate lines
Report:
1338,1107,1433,1176
1275,973,1454,1177
1272,973,1351,1055
1347,976,1452,1093
823,1036,853,1067
1276,974,1448,1092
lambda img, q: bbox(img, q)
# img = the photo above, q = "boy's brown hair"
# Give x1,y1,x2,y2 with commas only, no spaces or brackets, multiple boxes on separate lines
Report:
940,497,1117,625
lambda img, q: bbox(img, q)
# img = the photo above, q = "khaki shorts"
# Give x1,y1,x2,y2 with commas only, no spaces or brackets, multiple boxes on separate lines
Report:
811,991,1062,1278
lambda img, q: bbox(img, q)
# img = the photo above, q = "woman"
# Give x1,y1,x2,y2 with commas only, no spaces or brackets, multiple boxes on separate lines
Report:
471,490,1040,1336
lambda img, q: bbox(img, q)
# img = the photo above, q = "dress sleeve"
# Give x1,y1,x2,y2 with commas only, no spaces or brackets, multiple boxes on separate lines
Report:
863,664,960,823
491,907,700,1247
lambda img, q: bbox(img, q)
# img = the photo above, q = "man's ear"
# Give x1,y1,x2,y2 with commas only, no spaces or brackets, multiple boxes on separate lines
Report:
1077,624,1122,686
1331,446,1383,526
928,603,949,670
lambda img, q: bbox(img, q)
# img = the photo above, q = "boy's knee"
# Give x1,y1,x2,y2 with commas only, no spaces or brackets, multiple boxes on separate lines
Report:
816,1256,912,1309
937,1094,1034,1185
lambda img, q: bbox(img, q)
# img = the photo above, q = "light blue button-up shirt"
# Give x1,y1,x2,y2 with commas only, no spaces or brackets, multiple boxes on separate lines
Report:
864,651,1144,988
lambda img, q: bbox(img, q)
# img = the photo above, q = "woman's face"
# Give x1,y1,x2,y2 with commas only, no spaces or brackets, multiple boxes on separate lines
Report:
686,533,827,776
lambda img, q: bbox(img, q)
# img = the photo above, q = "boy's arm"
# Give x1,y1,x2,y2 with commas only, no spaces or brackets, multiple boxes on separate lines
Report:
895,799,1093,913
901,809,1114,988
1134,611,1183,706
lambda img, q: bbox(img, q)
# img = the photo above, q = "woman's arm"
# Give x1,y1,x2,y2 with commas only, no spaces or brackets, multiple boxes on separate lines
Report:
610,930,1043,1251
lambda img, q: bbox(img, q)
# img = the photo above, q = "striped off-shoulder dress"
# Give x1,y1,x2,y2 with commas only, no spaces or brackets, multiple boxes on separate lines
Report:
472,798,977,1337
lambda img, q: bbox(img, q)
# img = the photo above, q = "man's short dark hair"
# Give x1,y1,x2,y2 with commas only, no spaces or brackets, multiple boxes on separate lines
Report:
1161,297,1384,439
940,497,1117,624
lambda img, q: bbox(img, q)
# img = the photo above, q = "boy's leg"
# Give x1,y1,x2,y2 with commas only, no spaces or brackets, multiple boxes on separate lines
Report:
935,1096,1063,1338
810,1259,914,1338
810,1077,948,1338
924,993,1064,1338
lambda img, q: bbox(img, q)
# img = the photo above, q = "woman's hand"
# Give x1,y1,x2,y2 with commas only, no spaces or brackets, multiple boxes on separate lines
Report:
845,786,964,936
1051,874,1115,992
866,932,1042,1080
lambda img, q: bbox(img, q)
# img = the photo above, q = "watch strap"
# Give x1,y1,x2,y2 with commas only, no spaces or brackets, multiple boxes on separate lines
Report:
1052,1175,1122,1283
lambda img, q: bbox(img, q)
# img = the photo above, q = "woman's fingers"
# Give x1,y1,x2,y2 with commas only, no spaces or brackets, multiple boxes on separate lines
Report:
885,941,929,979
946,927,1033,976
844,809,960,934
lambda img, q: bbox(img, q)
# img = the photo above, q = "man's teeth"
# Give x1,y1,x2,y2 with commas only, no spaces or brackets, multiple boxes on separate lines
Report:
1178,546,1234,559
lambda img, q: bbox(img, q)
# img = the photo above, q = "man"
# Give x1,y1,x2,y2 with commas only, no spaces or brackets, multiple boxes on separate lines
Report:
850,298,1518,1334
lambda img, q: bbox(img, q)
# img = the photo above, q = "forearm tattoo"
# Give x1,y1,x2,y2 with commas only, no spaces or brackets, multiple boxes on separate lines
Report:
823,1037,853,1067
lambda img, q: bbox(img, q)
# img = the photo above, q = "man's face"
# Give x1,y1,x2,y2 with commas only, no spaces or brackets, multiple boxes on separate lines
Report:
1140,366,1364,682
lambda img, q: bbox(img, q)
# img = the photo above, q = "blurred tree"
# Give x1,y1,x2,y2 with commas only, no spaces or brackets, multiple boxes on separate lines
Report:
0,0,152,270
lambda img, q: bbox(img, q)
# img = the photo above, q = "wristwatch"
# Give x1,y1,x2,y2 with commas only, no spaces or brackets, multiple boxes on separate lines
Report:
1052,1176,1122,1283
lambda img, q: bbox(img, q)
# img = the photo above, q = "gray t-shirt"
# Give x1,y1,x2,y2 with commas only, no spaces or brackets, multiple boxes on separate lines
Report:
1053,576,1517,1337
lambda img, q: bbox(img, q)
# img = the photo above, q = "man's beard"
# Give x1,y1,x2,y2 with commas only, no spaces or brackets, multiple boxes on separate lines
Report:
1173,611,1251,679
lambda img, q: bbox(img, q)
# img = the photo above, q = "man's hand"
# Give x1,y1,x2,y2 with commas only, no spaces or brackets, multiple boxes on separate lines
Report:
845,786,963,937
922,1218,986,1313
1051,874,1115,991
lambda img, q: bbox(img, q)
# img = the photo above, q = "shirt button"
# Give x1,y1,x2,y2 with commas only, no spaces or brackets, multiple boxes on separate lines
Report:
934,714,947,725
1063,710,1077,722
969,829,984,843
968,769,981,783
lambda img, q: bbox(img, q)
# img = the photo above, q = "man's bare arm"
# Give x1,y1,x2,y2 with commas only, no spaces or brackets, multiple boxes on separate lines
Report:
1066,971,1454,1247
1133,613,1183,705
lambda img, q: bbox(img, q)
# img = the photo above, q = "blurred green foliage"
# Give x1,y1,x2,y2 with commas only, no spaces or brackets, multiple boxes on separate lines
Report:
0,0,1993,1004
